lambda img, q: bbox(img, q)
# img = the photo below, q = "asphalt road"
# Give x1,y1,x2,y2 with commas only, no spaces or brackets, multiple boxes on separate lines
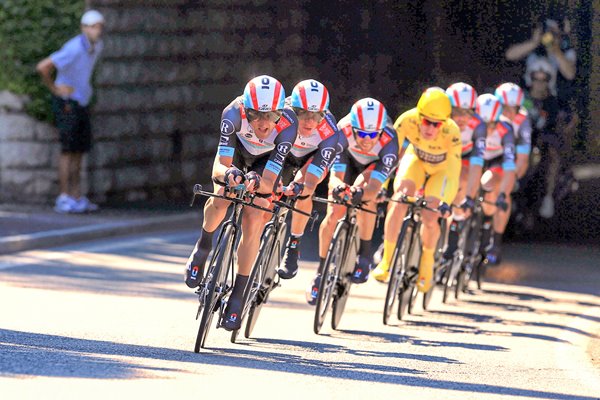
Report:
0,230,598,400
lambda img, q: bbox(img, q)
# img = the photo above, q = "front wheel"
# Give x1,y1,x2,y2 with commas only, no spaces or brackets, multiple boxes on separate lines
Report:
314,223,348,334
383,223,413,325
194,225,234,352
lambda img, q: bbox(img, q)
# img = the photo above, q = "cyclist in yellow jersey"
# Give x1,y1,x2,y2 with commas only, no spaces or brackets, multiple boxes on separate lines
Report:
372,88,461,292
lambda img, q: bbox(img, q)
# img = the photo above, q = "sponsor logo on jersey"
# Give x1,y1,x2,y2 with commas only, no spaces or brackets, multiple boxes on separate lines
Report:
275,115,292,133
220,119,235,135
277,142,292,155
317,120,335,139
414,147,447,164
321,147,335,161
382,154,397,168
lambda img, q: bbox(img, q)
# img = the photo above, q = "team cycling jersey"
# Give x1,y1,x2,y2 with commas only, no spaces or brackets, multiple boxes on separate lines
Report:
471,121,516,171
500,108,532,155
331,114,400,184
285,110,340,180
393,108,462,204
217,96,298,177
460,114,486,156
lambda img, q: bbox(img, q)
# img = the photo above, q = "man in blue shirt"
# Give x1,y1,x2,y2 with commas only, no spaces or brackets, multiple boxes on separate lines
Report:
36,10,105,213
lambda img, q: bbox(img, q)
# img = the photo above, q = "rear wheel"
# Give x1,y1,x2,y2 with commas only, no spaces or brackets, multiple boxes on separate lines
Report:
194,225,234,352
314,223,347,334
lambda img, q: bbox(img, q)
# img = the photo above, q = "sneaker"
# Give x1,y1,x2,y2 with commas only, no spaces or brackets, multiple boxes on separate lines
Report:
372,261,390,283
71,196,99,213
221,291,244,331
305,274,321,305
277,238,300,279
350,255,372,284
54,194,76,214
184,245,209,288
539,195,555,219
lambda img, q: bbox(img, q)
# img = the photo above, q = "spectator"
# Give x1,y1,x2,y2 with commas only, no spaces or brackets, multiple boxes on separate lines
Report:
36,10,105,213
505,15,577,219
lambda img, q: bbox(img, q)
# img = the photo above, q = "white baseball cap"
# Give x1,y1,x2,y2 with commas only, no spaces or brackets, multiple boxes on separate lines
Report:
81,10,105,26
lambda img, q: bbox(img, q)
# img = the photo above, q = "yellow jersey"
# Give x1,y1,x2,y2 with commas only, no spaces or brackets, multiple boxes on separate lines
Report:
394,108,462,203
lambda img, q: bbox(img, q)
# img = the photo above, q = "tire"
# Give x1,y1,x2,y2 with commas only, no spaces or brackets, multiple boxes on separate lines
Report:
442,260,453,304
314,223,347,334
243,225,277,340
423,284,434,310
383,223,413,325
194,225,234,352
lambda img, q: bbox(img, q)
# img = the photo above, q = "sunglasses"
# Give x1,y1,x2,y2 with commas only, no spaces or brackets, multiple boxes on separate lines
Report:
353,128,380,139
420,116,443,128
293,107,326,122
246,108,282,123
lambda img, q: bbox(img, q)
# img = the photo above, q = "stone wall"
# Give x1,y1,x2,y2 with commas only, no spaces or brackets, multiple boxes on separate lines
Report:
87,0,313,204
0,91,62,204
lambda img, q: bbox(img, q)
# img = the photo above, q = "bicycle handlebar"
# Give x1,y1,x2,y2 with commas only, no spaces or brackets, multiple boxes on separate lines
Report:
312,196,378,215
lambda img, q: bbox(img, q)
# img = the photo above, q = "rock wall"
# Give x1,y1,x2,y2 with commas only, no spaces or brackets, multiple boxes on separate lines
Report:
87,0,312,204
0,91,62,204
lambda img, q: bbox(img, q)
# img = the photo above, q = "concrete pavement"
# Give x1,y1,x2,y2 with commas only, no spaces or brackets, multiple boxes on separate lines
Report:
0,203,199,255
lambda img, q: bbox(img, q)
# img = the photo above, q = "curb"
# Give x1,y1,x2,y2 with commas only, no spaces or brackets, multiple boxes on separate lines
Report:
0,212,199,255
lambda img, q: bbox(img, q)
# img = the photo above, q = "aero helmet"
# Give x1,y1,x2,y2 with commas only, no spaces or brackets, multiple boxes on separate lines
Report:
417,88,452,121
350,98,388,131
446,82,478,109
494,83,525,107
242,75,285,111
290,79,330,112
476,94,503,123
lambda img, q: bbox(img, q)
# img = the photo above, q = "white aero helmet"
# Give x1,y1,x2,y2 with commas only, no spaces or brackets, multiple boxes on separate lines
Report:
476,94,503,123
349,98,388,131
494,83,524,107
446,82,478,109
242,75,285,111
290,79,330,112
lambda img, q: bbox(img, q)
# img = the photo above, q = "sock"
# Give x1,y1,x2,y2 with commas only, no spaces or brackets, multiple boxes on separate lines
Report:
317,257,326,274
198,228,214,252
480,214,493,251
231,274,249,299
419,247,435,278
444,219,461,258
493,231,503,248
382,239,396,268
359,239,372,257
288,234,302,249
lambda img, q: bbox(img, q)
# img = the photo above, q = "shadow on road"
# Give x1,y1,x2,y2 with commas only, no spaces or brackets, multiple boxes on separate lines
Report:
1,328,595,399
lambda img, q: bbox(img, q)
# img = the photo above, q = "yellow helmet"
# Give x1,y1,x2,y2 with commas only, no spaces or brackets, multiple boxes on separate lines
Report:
417,88,452,121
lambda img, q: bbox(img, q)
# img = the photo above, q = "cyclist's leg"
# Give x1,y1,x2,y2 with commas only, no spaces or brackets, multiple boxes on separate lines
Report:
185,156,233,288
444,158,470,260
374,153,424,279
480,165,502,257
351,168,378,283
417,170,447,292
280,157,327,279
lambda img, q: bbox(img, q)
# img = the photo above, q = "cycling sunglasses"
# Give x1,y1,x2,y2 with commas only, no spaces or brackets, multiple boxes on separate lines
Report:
246,108,282,123
420,115,443,128
353,128,380,139
292,107,326,122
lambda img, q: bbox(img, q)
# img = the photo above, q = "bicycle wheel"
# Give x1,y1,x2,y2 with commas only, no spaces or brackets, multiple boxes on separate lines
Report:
314,223,348,334
332,232,356,330
244,225,279,339
383,222,413,325
194,225,234,352
442,259,454,303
